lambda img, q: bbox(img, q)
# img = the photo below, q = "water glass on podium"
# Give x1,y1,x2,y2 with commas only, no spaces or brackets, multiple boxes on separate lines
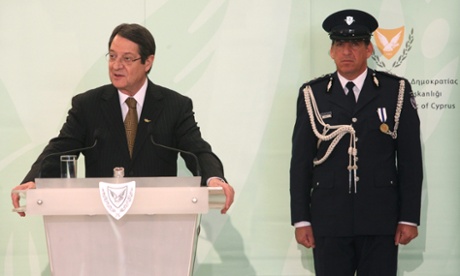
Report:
60,155,77,178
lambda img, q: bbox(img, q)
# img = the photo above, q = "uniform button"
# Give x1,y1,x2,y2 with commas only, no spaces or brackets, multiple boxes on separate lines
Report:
356,176,360,182
355,137,359,142
352,118,358,123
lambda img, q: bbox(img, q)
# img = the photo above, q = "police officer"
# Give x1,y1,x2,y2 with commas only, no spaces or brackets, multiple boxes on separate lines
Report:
290,9,423,275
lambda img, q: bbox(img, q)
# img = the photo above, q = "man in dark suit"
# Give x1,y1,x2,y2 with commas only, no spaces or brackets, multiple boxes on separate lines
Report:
12,23,234,216
290,10,423,275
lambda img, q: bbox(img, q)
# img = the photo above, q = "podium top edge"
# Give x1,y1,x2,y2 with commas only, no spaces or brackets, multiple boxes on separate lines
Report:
35,176,202,188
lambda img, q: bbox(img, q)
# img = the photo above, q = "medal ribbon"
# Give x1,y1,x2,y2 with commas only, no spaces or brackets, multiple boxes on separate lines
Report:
377,107,387,123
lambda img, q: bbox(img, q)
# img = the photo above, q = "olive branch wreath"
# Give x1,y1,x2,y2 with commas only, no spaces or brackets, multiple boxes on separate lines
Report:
371,28,414,71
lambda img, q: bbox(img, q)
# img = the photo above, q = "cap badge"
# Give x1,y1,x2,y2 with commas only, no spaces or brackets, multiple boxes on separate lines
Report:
345,16,355,25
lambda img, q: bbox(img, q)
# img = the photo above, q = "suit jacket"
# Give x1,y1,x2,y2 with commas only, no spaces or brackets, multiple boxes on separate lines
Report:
290,69,423,237
23,80,224,185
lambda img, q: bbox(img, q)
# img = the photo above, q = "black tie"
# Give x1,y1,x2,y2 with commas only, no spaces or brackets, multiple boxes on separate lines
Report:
346,81,356,106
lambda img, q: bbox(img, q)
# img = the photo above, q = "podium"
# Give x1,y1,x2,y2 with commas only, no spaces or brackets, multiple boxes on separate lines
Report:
22,177,225,276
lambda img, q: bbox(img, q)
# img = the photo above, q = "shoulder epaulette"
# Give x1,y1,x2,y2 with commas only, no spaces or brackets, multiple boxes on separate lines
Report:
373,69,403,80
305,73,333,86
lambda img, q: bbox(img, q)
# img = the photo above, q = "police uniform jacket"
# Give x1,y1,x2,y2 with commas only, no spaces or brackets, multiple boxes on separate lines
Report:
290,68,423,237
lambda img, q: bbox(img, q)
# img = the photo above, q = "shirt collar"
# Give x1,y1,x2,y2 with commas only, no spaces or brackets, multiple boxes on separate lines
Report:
337,68,368,91
118,79,148,108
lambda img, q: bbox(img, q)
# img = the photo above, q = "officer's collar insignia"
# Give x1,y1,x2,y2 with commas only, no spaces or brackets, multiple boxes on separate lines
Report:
327,76,333,92
373,72,379,87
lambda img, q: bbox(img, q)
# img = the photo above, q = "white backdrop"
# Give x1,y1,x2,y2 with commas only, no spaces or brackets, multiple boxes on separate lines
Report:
1,0,459,275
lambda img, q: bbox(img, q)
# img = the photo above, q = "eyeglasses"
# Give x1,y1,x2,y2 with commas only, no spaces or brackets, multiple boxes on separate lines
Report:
106,53,142,65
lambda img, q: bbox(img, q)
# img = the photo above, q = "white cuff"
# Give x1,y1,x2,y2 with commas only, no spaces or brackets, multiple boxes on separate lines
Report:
206,177,226,186
398,221,417,226
294,221,311,228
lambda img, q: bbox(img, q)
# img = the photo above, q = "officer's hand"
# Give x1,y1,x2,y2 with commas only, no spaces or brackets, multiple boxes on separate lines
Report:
395,224,418,245
295,226,315,248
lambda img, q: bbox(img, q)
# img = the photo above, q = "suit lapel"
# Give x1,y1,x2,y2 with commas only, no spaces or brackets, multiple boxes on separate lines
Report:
100,86,130,158
326,70,380,115
354,70,379,114
99,81,166,161
326,72,352,113
132,81,165,159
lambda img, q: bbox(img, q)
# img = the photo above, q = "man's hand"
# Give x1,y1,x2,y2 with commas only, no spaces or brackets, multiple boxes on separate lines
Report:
295,226,315,248
395,224,418,245
208,178,234,214
11,181,36,217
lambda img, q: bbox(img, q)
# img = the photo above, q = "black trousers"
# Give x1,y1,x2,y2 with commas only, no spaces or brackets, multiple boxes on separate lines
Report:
313,235,398,276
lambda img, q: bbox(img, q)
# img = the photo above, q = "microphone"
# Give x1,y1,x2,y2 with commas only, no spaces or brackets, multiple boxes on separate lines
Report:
147,125,201,176
37,129,101,178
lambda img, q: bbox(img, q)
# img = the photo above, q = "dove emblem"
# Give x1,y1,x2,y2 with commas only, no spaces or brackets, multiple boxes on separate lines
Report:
376,30,401,51
109,187,127,207
374,27,405,59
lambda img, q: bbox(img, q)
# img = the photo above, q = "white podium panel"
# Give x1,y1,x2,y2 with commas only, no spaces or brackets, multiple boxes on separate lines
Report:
44,214,199,276
21,177,224,276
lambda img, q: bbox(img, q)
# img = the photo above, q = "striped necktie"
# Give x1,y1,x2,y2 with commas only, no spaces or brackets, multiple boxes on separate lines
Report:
124,97,138,158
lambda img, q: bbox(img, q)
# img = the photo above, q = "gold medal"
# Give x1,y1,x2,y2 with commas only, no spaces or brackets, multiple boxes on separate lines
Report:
380,123,389,133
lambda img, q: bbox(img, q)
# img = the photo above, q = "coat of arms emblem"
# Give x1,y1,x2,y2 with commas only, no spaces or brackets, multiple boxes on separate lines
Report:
99,181,136,220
